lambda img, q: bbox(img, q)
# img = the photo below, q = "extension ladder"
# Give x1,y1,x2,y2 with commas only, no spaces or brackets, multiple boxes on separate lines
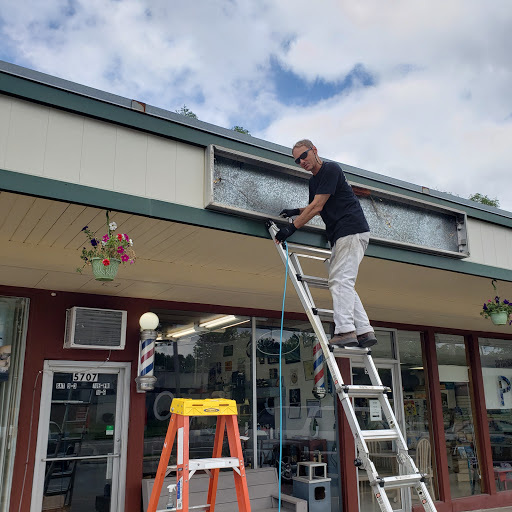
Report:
266,220,437,512
147,398,251,512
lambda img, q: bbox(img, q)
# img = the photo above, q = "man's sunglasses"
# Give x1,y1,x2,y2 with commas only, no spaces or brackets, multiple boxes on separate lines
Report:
295,148,313,165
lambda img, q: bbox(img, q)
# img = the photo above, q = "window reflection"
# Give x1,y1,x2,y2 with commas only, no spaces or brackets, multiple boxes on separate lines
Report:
0,296,29,511
254,318,341,511
398,330,437,501
143,312,341,511
436,334,481,497
479,337,512,492
143,312,253,476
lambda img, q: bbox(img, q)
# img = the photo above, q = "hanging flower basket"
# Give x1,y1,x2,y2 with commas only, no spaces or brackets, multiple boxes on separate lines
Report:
91,257,121,282
480,280,512,327
76,211,135,281
490,311,509,326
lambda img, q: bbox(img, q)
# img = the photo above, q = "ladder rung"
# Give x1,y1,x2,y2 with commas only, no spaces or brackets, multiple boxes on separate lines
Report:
342,385,391,397
313,308,334,319
361,429,400,442
168,457,240,471
297,274,329,288
330,345,370,356
286,243,331,259
376,474,424,489
157,506,209,512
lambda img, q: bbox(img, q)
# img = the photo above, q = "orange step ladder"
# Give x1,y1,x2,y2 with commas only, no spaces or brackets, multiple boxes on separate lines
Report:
147,398,251,512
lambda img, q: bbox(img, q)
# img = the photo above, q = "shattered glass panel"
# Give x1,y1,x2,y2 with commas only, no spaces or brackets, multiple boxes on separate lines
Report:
359,195,459,252
209,153,464,255
213,156,323,228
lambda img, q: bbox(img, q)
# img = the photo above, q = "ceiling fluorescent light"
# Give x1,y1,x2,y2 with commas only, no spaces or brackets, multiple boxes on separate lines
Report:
167,324,203,339
221,319,251,329
167,317,251,339
200,315,238,329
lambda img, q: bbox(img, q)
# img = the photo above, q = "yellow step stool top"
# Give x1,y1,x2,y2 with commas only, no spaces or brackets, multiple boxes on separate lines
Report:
170,398,238,416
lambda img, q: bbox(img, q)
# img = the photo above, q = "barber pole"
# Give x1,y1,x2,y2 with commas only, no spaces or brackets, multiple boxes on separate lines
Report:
312,339,326,399
139,331,155,376
135,330,157,392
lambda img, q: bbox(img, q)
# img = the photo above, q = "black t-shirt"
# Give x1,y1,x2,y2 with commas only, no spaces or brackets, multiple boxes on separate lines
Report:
309,161,369,244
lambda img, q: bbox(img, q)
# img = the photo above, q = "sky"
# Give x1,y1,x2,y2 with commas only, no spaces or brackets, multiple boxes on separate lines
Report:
1,0,511,211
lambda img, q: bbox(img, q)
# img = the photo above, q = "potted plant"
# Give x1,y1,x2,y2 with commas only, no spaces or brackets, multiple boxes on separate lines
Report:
480,281,512,326
77,217,135,281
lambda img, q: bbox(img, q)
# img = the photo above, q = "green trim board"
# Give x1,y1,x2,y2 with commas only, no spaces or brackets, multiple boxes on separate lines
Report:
1,167,511,283
1,64,512,227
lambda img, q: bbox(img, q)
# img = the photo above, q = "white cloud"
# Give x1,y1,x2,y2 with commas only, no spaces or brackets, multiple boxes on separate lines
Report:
261,1,512,210
1,0,511,210
0,0,287,125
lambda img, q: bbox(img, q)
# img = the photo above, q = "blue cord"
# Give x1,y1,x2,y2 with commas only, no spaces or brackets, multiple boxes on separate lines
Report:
278,242,289,512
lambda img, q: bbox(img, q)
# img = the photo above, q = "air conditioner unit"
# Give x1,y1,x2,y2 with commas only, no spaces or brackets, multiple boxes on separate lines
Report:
64,307,127,350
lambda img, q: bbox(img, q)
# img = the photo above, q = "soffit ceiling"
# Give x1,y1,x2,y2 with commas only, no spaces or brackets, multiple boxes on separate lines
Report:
0,190,510,335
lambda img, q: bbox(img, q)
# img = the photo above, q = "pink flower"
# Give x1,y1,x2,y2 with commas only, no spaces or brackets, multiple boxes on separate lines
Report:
121,254,129,262
124,234,129,241
102,235,109,242
117,246,124,254
102,259,110,266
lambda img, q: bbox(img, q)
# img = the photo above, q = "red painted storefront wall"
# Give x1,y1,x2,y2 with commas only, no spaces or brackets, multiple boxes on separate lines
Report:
4,285,512,512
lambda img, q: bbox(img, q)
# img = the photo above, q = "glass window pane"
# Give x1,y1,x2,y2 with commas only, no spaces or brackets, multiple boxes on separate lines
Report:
143,311,253,476
354,365,403,510
398,330,437,501
48,373,118,458
436,333,481,497
366,330,394,359
0,296,29,512
479,337,512,492
43,458,113,511
255,317,341,511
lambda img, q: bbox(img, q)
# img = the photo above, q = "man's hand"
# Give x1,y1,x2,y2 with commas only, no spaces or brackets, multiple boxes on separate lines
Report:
279,208,300,218
275,223,297,243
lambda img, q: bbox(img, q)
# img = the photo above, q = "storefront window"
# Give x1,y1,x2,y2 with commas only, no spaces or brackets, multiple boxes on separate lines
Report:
143,311,252,476
0,296,29,511
479,337,512,492
366,330,395,359
398,330,437,501
436,334,481,497
143,312,341,509
255,318,340,511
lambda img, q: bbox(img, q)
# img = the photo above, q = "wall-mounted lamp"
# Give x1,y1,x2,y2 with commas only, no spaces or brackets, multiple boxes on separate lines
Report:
135,312,159,393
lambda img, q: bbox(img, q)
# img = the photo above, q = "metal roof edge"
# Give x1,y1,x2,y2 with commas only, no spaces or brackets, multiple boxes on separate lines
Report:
1,60,511,222
0,59,291,157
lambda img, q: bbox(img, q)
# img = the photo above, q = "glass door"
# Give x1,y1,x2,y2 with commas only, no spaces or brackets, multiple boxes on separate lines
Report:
352,361,407,512
31,361,130,512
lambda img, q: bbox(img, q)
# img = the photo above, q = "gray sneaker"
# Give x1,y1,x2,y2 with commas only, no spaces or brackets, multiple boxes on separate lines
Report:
329,331,358,347
357,332,378,348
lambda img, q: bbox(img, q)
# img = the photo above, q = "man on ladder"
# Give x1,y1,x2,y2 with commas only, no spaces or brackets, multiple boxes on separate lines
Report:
269,140,438,512
275,138,377,349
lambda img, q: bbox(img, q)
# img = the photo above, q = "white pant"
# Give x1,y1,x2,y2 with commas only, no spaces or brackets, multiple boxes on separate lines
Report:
328,232,373,335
